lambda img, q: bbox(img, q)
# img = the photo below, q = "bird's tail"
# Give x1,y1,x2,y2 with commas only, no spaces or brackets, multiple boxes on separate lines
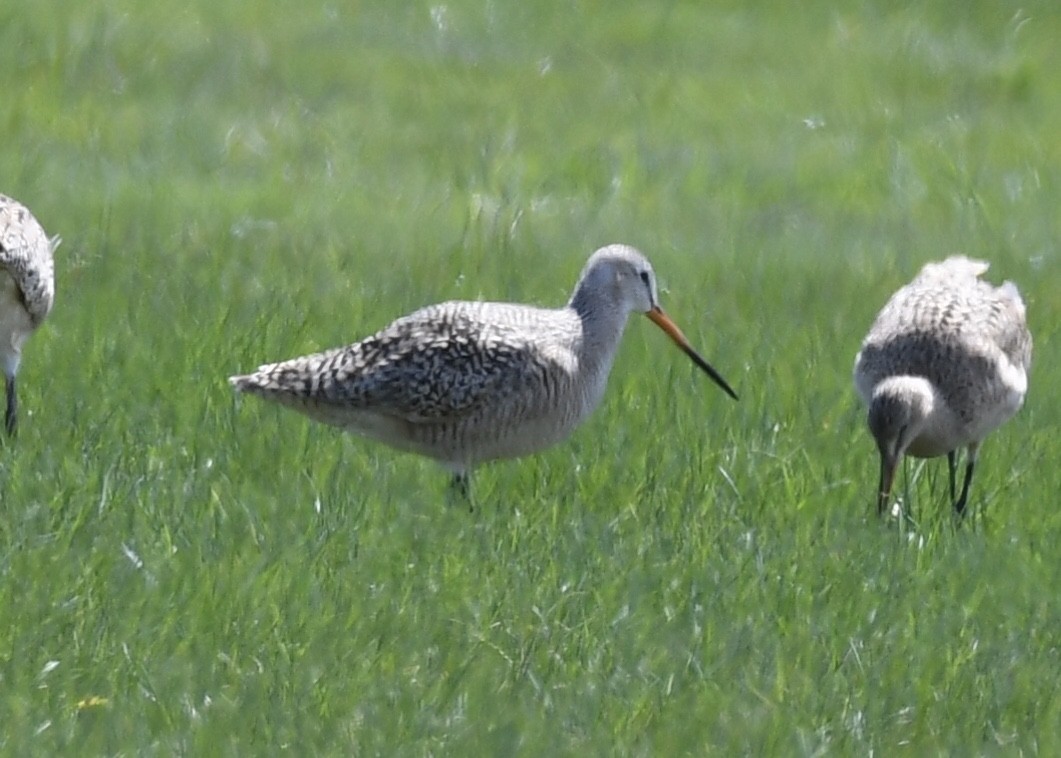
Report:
916,255,990,282
228,348,345,398
228,362,302,395
228,372,264,393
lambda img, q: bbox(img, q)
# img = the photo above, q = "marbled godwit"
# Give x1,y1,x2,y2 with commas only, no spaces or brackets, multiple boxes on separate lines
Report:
230,244,737,494
0,194,57,437
853,256,1031,516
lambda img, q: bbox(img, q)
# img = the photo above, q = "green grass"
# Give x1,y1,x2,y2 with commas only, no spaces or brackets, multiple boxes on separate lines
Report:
2,0,1060,753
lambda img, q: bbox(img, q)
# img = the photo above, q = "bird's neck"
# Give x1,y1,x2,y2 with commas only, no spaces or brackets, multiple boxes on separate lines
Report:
568,280,609,320
566,297,631,372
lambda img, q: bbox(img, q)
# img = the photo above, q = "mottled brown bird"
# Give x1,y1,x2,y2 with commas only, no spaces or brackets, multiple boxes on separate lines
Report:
0,194,58,437
854,256,1031,516
231,244,737,494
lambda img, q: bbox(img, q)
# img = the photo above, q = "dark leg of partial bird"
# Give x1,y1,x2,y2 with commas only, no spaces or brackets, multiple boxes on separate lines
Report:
4,375,16,438
947,450,958,503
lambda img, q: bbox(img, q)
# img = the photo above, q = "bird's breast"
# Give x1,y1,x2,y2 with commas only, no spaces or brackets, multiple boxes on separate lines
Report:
0,272,35,358
905,431,958,459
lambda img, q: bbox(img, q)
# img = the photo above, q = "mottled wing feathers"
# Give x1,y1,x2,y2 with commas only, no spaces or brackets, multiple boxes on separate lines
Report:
0,194,57,325
857,255,1032,420
913,255,990,284
907,256,1029,370
231,303,569,423
994,280,1033,373
865,257,1029,361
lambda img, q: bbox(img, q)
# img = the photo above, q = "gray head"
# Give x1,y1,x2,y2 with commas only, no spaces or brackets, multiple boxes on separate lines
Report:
570,244,660,316
570,244,738,401
867,376,934,513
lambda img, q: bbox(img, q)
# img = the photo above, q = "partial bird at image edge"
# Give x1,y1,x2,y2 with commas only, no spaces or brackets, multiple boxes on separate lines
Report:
0,193,58,438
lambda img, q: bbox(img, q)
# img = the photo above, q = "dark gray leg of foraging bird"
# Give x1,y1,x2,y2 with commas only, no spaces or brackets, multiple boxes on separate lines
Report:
4,376,16,438
953,457,976,517
449,472,472,512
947,450,958,504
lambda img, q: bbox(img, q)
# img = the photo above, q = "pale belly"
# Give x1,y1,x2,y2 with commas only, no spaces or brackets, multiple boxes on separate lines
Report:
905,432,958,459
905,385,1026,460
331,380,604,469
403,401,593,467
0,272,33,375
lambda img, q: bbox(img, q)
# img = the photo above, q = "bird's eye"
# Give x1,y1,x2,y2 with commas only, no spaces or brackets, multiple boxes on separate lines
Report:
639,271,650,286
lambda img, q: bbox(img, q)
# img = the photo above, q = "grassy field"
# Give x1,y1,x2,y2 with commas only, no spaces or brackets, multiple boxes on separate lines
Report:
2,0,1060,753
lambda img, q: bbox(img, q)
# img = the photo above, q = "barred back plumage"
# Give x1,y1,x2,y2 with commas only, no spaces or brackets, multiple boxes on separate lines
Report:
231,244,738,495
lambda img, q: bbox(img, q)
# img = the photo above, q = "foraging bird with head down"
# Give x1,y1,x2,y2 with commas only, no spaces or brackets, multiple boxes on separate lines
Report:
0,194,58,438
853,255,1031,516
230,244,738,495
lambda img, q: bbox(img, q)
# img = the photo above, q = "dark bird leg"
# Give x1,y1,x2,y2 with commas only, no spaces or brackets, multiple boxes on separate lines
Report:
4,375,16,438
449,471,473,512
953,443,980,517
876,454,887,514
947,450,958,503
